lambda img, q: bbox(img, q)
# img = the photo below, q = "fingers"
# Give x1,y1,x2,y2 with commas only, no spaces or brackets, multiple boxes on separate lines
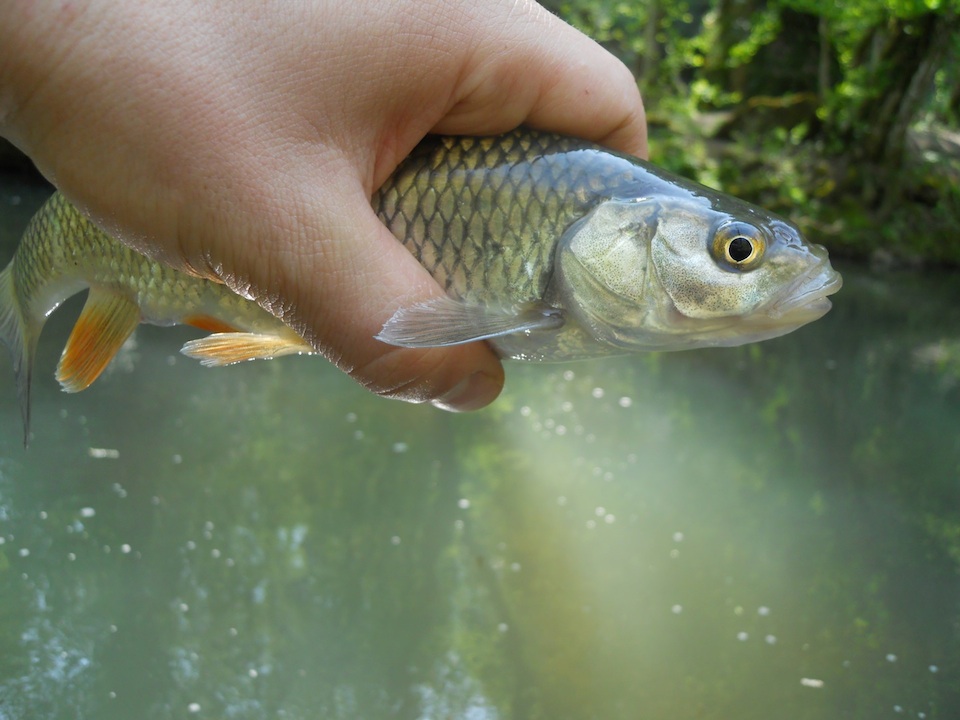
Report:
239,174,505,412
430,0,648,159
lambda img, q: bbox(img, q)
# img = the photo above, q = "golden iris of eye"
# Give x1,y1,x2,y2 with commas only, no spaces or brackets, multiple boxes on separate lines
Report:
712,222,765,270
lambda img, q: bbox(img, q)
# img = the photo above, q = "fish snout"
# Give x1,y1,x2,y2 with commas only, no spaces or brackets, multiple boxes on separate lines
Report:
769,261,843,320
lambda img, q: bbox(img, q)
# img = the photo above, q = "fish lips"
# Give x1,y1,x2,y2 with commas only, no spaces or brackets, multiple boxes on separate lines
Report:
767,256,843,323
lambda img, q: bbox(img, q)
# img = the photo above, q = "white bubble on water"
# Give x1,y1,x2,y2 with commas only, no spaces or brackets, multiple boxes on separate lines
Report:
618,396,633,408
79,507,96,518
736,632,749,642
457,498,470,510
671,605,683,614
188,702,201,713
591,387,604,399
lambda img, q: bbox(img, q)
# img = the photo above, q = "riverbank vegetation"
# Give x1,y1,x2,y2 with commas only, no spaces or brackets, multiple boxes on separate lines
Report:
546,0,960,266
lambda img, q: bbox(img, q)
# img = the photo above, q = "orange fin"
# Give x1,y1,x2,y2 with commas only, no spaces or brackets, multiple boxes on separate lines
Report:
180,332,313,367
56,289,140,393
184,315,240,334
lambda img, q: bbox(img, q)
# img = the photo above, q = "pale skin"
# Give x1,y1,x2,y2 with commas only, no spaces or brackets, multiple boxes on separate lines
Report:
0,0,647,411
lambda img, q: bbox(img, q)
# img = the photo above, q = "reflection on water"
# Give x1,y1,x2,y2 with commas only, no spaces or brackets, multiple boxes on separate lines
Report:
1,183,958,720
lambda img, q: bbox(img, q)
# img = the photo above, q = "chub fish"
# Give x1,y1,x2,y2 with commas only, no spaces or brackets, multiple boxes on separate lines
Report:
0,129,841,440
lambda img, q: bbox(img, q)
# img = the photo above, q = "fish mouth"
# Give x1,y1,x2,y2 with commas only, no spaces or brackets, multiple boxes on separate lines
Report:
768,260,843,322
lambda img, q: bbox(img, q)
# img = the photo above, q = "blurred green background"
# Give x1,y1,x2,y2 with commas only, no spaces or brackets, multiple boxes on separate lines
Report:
543,0,960,265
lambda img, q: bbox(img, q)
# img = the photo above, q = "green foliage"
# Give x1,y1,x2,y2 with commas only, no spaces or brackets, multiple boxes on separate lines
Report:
548,0,960,264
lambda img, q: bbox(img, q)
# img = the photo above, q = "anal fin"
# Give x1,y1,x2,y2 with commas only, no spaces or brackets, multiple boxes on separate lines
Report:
181,332,313,367
56,289,140,393
376,296,564,348
184,315,241,334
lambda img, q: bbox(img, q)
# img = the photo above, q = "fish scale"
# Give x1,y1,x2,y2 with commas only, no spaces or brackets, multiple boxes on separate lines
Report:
374,132,639,304
12,193,283,333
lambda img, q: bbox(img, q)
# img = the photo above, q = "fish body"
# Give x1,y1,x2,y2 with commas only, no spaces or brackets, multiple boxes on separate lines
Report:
0,129,841,438
375,131,841,359
0,192,309,436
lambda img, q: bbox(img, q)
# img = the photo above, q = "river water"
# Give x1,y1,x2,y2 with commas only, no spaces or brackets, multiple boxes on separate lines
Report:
0,181,958,719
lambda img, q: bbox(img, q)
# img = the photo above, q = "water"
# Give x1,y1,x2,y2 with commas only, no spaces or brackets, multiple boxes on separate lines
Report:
0,181,958,719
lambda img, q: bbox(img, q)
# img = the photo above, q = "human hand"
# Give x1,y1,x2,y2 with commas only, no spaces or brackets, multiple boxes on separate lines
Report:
0,0,646,411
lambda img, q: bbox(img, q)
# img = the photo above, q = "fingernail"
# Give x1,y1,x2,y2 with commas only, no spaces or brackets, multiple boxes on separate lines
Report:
431,372,501,413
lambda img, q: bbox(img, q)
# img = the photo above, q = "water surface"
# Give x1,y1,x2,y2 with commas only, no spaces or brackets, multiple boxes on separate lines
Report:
1,182,958,719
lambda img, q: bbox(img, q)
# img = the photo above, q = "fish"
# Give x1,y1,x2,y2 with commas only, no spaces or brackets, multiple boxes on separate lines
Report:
0,129,841,441
374,131,841,359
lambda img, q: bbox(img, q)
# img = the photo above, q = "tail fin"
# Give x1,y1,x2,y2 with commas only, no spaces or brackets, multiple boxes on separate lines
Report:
0,265,38,446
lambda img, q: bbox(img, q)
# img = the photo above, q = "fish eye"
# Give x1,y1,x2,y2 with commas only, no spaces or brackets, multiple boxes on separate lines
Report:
712,222,765,270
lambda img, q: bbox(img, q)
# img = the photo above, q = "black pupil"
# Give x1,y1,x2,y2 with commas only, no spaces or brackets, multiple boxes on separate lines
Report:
728,236,753,263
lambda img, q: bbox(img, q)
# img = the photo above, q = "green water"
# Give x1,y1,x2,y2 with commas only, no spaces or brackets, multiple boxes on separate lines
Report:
0,181,958,720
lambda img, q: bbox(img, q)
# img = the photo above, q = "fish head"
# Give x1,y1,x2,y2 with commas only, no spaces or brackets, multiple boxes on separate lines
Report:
554,196,842,351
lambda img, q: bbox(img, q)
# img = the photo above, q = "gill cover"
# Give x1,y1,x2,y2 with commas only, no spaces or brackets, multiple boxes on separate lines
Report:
549,199,662,347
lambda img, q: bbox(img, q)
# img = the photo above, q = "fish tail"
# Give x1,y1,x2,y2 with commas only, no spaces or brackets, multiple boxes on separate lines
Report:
0,264,39,446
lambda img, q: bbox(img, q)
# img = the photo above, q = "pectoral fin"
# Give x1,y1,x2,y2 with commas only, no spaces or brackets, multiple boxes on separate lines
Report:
56,289,141,393
181,332,313,367
376,297,564,348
